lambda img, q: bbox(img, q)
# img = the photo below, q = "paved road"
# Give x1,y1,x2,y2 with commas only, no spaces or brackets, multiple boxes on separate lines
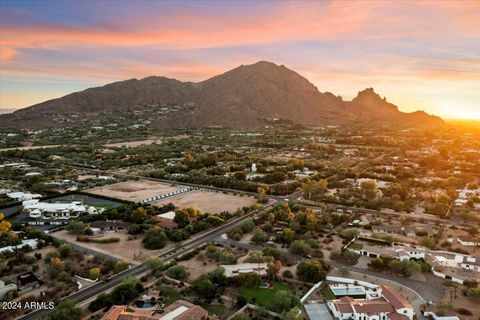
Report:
328,261,446,303
17,201,276,320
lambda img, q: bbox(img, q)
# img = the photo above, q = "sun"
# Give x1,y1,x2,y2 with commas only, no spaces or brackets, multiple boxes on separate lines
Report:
437,105,480,121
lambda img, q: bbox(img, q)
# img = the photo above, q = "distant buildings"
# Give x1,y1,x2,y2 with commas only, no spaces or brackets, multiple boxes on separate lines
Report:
0,239,39,254
7,191,41,202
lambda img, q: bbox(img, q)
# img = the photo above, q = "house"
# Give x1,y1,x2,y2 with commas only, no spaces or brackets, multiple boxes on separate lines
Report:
7,191,41,202
90,220,131,233
327,285,414,320
457,236,479,247
161,299,209,320
0,239,39,254
0,280,17,300
16,272,44,293
23,199,89,219
349,242,425,261
371,225,419,238
101,300,208,320
221,263,268,278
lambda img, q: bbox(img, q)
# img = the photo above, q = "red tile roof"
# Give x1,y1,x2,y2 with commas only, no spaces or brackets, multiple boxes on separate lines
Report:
380,285,413,310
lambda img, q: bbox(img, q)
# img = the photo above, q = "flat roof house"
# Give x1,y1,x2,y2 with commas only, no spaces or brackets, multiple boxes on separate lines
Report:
221,263,268,278
101,300,209,320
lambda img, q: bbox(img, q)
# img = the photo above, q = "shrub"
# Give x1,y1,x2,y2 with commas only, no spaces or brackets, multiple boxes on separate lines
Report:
114,261,130,273
76,236,120,243
282,270,293,278
166,265,189,281
143,227,167,249
297,259,326,282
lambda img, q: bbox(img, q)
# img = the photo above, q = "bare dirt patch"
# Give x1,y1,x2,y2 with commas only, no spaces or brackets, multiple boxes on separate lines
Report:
85,179,184,202
152,190,256,213
53,230,168,263
104,139,163,148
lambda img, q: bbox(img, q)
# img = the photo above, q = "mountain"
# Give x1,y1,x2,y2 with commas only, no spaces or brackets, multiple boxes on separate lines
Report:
0,61,443,128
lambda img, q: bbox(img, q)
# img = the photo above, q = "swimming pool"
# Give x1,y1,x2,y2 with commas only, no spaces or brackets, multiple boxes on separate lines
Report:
330,286,366,296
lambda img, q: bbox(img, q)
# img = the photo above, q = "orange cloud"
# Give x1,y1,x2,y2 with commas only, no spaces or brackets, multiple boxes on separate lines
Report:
2,0,478,58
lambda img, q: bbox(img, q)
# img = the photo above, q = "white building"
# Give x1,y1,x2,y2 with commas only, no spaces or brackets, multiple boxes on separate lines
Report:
0,239,39,254
7,192,41,202
221,263,268,278
457,236,479,247
23,199,90,220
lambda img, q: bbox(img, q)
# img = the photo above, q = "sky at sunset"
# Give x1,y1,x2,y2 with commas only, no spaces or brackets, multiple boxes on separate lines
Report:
0,0,479,119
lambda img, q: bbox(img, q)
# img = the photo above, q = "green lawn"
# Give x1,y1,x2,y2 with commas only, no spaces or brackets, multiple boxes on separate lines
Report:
201,303,227,315
320,287,336,300
237,282,289,309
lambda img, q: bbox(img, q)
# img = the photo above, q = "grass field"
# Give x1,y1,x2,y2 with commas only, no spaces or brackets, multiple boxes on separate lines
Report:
201,303,227,315
320,286,336,300
237,282,289,309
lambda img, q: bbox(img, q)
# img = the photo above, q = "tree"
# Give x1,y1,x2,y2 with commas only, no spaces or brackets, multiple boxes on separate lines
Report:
360,180,378,199
166,265,189,280
0,213,12,234
389,259,421,277
246,252,272,263
89,267,101,280
145,256,164,272
58,243,72,258
110,277,144,305
289,240,311,255
302,179,328,200
114,260,130,273
251,227,269,244
234,171,247,181
65,221,86,234
340,228,359,241
143,227,167,249
208,267,226,286
46,299,81,320
127,223,142,235
267,260,283,278
272,290,301,313
262,246,282,260
257,187,267,202
239,218,255,233
174,211,189,228
192,276,217,300
279,228,295,244
297,259,326,282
